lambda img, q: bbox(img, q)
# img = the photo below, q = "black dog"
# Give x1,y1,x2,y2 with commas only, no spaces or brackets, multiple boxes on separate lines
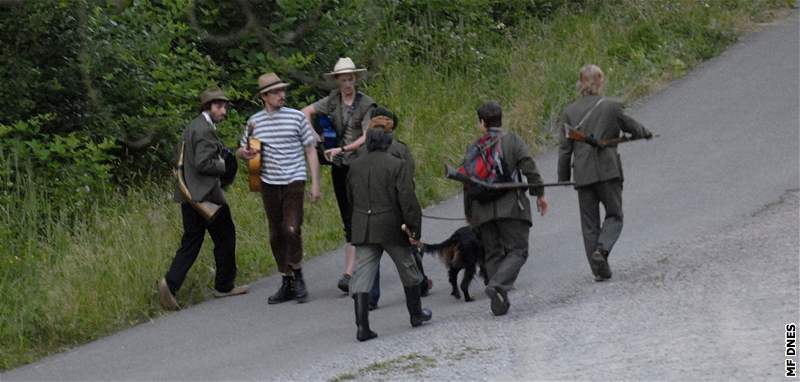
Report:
421,226,486,301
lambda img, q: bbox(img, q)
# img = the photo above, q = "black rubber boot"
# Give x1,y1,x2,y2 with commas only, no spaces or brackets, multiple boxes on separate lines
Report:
353,293,377,342
267,275,295,304
293,268,308,303
404,286,432,327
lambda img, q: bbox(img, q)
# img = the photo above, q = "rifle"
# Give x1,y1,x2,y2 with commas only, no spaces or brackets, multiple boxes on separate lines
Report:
444,164,574,189
566,127,658,148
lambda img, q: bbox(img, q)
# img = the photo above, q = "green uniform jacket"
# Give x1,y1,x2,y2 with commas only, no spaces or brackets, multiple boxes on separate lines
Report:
557,95,651,187
347,150,422,246
352,137,415,179
173,114,226,204
464,128,544,228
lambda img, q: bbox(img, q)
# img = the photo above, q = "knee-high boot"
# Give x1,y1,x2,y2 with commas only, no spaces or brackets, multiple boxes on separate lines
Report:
403,286,432,327
353,293,377,342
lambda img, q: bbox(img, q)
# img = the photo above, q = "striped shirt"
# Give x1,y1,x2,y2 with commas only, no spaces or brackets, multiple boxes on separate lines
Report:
241,107,316,185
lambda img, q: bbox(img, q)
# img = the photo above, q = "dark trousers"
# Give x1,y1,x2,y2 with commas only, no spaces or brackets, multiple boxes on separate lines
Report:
166,203,237,294
577,179,624,262
261,181,305,274
476,219,530,292
331,164,352,242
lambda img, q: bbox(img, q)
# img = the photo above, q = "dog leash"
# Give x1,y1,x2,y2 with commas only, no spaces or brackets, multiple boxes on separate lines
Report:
422,213,466,221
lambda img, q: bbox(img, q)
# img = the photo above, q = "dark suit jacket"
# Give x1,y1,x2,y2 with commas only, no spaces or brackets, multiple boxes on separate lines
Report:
173,114,226,204
557,95,650,187
463,129,544,228
347,150,422,246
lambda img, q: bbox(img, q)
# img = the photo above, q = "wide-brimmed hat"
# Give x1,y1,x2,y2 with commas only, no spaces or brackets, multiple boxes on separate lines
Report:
324,57,367,80
257,73,290,94
199,88,230,108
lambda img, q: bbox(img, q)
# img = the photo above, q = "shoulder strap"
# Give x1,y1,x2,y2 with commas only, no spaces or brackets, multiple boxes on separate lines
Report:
574,97,604,130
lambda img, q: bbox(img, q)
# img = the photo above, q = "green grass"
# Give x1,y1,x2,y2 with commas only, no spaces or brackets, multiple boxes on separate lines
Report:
0,0,791,370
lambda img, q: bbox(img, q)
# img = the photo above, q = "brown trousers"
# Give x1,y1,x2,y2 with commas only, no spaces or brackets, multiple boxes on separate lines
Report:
261,181,305,274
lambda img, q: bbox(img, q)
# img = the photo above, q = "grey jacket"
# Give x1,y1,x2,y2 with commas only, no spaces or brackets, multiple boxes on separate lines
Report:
347,150,422,246
463,129,544,228
557,95,651,187
173,114,226,204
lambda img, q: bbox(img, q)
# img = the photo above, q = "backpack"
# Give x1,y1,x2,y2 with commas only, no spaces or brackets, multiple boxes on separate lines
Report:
458,129,514,203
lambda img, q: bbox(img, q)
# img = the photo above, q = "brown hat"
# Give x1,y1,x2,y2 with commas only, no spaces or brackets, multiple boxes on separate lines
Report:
258,72,290,94
199,88,230,108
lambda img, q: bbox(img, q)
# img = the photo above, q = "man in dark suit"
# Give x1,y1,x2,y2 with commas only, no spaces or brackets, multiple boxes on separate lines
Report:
557,64,653,282
158,88,248,310
346,111,432,342
463,101,548,317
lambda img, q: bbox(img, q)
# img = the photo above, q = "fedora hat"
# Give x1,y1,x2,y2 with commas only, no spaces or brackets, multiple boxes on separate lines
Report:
324,57,367,79
258,72,290,94
199,88,230,108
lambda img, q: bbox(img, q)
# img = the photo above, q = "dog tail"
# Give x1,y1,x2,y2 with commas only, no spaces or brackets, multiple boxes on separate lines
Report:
420,236,457,255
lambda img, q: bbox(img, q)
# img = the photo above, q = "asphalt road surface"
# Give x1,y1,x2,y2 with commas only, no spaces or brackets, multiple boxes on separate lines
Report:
4,10,798,382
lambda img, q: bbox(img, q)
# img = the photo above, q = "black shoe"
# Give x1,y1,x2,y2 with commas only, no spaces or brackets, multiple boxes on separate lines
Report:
293,268,308,303
591,249,612,280
404,286,432,327
337,273,351,294
485,286,510,316
353,293,377,342
268,275,295,304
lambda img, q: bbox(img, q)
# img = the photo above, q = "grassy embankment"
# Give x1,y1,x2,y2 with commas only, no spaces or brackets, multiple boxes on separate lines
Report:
0,0,790,370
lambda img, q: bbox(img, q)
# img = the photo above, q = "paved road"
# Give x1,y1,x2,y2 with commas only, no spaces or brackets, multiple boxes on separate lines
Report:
5,11,798,382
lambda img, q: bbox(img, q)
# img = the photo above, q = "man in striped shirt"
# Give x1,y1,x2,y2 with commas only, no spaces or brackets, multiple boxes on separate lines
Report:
237,72,321,304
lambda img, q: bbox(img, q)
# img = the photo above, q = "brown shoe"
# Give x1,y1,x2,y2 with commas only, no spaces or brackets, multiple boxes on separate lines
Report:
213,285,249,298
158,278,180,310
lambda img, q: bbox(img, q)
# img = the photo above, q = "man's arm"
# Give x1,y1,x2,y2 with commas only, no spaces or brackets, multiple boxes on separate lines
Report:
616,103,652,139
557,112,574,182
301,104,321,142
194,128,226,176
513,135,548,216
396,165,422,240
305,144,321,202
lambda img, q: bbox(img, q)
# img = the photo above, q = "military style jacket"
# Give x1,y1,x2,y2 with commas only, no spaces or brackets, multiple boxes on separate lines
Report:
463,128,544,228
173,114,226,204
557,95,651,188
352,137,416,180
347,150,422,246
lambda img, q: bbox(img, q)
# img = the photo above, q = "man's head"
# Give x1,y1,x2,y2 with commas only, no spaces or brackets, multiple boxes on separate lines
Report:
199,88,230,123
257,72,290,111
368,106,398,133
366,106,397,152
577,64,605,96
325,57,366,97
477,101,502,131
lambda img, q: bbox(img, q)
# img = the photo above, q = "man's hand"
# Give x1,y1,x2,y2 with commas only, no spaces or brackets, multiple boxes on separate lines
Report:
536,196,548,216
323,147,343,162
237,147,257,160
408,237,421,247
308,182,321,203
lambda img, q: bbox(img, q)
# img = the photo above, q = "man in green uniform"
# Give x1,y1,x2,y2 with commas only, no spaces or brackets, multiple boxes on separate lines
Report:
557,64,653,281
346,111,432,341
463,101,548,317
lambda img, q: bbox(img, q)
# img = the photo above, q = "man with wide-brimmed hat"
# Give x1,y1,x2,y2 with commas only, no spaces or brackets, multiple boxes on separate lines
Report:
301,57,378,296
237,73,321,305
158,87,249,311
